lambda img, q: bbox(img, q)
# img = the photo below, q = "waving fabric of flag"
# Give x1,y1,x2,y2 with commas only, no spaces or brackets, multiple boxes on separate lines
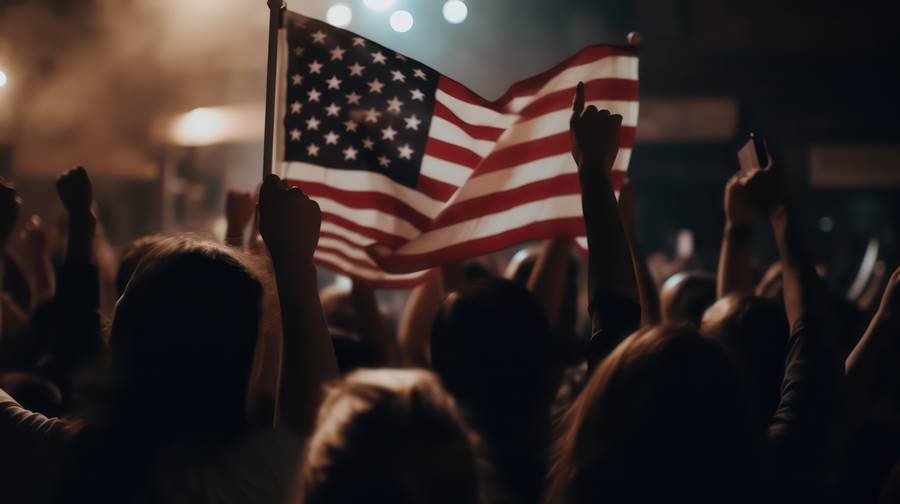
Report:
277,11,638,287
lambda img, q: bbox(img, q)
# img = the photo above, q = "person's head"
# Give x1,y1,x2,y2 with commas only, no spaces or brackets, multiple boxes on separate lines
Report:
546,323,755,504
431,276,560,417
299,369,487,504
108,236,264,442
505,246,582,358
115,234,168,297
660,270,717,327
701,293,788,433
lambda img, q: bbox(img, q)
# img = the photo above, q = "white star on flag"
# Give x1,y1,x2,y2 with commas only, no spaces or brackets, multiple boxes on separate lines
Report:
291,73,303,86
386,97,404,113
362,138,375,150
329,45,346,61
367,78,385,94
397,143,414,159
306,143,320,156
323,131,340,145
412,68,427,80
348,62,365,76
342,145,359,160
378,155,391,167
403,114,421,130
344,119,358,132
311,30,327,44
390,70,406,82
346,92,362,105
371,51,387,64
307,88,322,102
410,88,425,101
325,102,341,116
325,75,342,89
381,125,398,140
289,128,302,141
290,101,302,114
363,108,381,123
305,116,321,130
308,60,323,74
352,36,365,47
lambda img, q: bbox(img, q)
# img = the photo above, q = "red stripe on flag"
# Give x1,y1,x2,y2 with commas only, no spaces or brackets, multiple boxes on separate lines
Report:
415,173,459,201
424,137,483,169
320,212,407,249
292,180,432,231
474,129,635,175
367,217,587,273
517,79,639,120
433,101,506,141
427,173,581,229
436,46,637,110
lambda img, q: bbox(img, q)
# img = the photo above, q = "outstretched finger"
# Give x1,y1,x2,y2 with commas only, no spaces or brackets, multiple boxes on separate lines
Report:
572,82,585,119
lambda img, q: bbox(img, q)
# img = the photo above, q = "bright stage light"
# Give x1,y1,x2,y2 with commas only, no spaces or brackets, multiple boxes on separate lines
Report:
363,0,396,12
0,70,7,88
169,107,226,146
390,10,413,32
326,4,353,27
442,1,468,24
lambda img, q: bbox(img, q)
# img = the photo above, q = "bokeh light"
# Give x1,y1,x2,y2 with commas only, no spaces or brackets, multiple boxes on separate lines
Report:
390,10,413,32
442,1,468,24
363,0,396,12
0,70,8,88
326,4,352,28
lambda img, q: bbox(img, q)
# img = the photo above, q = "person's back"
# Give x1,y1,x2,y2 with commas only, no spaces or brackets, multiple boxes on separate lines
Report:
299,369,489,504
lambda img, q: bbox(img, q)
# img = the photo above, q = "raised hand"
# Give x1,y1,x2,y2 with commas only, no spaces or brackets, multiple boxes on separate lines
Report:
226,190,256,232
876,266,900,323
225,190,256,248
723,173,754,228
57,166,95,263
0,177,21,246
258,174,321,263
56,166,93,217
741,163,786,219
570,81,623,187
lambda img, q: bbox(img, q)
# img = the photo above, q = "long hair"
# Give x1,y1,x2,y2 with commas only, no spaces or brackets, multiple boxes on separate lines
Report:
545,323,758,504
299,369,491,504
56,236,267,503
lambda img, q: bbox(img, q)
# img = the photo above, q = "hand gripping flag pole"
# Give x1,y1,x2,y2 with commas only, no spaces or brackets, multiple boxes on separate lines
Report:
263,0,286,177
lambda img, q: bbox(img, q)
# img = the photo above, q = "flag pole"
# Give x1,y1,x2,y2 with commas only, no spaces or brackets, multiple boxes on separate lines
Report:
262,0,286,177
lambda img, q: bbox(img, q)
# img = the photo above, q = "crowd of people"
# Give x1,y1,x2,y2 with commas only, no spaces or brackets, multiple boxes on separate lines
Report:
0,84,898,503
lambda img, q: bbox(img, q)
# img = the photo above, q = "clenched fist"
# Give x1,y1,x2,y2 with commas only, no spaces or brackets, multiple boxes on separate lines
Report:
258,174,321,263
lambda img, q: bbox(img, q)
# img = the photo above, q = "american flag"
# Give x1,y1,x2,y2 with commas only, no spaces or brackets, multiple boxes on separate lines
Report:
277,11,638,287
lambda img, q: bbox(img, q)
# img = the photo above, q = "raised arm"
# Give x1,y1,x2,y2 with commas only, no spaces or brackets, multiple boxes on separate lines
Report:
47,167,103,401
258,174,338,436
21,216,56,305
845,266,900,423
716,173,757,298
349,280,395,365
0,179,22,336
225,190,256,248
618,180,661,325
743,163,842,495
526,238,573,330
570,83,640,354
